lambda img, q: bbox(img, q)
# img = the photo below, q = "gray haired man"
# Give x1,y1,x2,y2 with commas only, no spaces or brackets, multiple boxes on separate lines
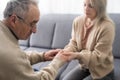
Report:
0,0,70,80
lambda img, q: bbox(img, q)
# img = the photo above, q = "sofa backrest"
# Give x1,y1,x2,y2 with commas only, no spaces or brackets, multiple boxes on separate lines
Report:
29,14,78,49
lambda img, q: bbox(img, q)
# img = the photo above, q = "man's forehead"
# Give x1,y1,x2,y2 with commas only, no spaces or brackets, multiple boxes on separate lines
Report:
25,5,40,22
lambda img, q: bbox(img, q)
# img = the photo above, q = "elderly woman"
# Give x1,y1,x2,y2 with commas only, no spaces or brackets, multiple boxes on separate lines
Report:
61,0,115,80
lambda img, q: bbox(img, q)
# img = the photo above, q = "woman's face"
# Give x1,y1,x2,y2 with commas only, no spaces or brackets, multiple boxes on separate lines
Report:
84,0,97,20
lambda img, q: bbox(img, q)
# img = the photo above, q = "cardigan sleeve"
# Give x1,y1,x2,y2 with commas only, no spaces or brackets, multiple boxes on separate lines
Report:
14,50,66,80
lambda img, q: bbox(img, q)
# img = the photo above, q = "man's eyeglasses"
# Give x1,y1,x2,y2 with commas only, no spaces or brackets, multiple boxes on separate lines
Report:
16,15,36,29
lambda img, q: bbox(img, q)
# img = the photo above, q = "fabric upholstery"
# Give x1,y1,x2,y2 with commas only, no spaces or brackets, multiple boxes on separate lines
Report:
110,14,120,58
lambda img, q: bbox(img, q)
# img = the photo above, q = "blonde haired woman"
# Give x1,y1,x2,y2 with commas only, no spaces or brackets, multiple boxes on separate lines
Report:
61,0,115,80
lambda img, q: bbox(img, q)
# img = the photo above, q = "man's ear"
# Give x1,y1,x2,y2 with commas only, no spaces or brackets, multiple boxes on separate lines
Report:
9,14,17,27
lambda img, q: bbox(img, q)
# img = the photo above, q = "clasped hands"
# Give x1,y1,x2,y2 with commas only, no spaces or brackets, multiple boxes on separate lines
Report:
44,49,78,62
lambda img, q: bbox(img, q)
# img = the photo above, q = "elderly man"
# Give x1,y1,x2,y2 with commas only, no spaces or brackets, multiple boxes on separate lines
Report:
0,0,69,80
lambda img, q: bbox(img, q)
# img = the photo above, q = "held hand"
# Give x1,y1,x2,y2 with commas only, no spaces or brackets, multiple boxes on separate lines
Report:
54,50,78,62
44,49,61,61
59,50,78,61
54,50,69,62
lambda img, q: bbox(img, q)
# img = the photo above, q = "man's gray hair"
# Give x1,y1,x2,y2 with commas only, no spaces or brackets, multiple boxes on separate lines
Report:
3,0,38,19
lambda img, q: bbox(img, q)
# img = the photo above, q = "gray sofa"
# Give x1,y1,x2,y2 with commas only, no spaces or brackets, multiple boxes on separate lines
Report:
19,14,120,80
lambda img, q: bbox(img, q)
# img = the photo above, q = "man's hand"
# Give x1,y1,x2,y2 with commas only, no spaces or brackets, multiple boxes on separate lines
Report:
44,49,61,61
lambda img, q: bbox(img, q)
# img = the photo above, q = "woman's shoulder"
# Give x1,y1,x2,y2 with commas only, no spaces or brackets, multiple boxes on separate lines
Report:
101,18,114,27
73,15,85,23
99,18,115,32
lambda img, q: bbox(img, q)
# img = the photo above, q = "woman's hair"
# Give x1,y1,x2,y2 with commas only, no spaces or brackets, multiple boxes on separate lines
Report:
89,0,113,25
90,0,107,18
3,0,38,19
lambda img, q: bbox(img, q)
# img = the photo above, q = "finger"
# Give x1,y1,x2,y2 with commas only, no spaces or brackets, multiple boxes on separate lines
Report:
61,52,70,56
47,57,54,61
58,50,64,54
51,49,60,53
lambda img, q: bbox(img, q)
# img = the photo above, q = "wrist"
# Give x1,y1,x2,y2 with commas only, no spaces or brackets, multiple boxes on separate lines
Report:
75,52,80,59
43,52,46,61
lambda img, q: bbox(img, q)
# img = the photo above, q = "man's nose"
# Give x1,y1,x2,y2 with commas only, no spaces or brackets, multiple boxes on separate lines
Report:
32,26,37,33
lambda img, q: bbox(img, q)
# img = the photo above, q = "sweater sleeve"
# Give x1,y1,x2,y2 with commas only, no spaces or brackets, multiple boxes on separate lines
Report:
35,57,66,80
25,51,45,65
24,51,66,80
11,50,66,80
23,53,65,80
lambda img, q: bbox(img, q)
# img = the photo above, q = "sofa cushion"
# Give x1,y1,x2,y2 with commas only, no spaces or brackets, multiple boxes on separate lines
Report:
52,22,72,49
30,15,58,49
51,14,78,49
114,59,120,80
59,60,79,80
19,39,29,46
25,47,50,52
19,39,29,50
110,14,120,58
